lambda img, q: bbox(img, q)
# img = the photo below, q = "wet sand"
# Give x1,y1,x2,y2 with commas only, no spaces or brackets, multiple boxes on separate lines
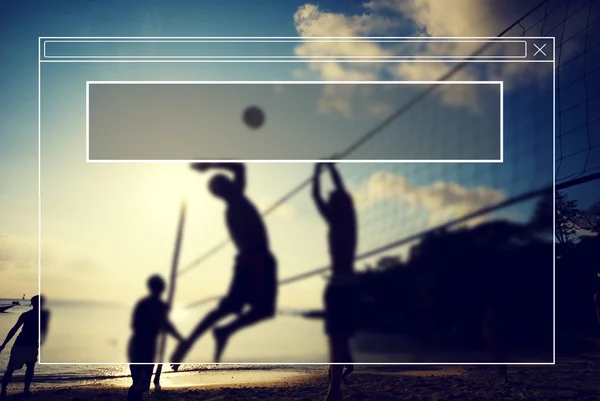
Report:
3,340,600,400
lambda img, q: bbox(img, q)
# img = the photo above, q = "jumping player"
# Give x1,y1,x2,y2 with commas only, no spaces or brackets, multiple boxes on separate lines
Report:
171,162,277,367
312,162,358,401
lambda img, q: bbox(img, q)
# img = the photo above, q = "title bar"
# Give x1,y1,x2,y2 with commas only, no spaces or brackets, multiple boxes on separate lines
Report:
39,37,554,62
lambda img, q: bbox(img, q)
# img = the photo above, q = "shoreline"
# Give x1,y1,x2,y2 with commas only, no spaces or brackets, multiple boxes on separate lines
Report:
3,358,600,400
3,363,599,400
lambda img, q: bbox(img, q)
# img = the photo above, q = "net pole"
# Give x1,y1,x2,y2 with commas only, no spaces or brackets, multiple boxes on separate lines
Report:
154,200,187,386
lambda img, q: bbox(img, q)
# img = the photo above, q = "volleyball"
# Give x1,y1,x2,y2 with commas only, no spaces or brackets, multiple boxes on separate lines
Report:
243,106,265,129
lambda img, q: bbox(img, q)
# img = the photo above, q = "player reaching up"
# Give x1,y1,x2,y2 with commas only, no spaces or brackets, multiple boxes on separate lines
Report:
171,162,277,367
312,162,358,401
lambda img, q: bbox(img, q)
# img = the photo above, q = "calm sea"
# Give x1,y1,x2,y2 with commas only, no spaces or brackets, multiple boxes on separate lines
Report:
0,298,333,387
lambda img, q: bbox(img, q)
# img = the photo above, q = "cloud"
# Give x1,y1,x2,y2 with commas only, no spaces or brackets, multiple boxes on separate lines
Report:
0,234,100,275
292,1,583,115
63,257,99,272
366,100,394,116
293,4,399,38
364,0,535,37
0,235,37,271
352,171,506,228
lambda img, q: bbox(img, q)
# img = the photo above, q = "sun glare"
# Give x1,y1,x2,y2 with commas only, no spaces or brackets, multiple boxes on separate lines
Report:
142,165,206,212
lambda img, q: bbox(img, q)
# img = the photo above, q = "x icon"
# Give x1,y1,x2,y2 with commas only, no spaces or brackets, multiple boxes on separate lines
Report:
533,43,547,57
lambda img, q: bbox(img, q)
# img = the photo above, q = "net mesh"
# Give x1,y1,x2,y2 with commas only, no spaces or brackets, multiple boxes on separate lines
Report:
169,0,600,363
178,0,600,286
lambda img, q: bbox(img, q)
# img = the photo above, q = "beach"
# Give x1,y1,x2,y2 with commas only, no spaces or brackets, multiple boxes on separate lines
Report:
3,347,600,400
4,301,600,399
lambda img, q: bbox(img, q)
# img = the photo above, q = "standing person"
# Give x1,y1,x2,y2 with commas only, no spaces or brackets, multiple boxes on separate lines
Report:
482,305,508,383
171,162,277,367
0,295,50,399
128,275,183,401
312,162,358,401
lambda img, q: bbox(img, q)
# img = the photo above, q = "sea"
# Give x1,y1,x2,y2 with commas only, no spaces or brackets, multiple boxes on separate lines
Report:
0,298,335,387
2,297,480,388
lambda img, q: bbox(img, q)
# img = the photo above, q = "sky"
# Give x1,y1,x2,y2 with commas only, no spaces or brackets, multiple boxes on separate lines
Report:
0,0,598,315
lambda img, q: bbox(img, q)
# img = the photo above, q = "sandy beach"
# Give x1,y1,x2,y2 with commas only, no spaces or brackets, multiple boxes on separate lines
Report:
3,343,600,401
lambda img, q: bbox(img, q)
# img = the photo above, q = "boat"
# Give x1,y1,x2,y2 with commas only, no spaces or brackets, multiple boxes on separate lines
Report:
0,305,15,313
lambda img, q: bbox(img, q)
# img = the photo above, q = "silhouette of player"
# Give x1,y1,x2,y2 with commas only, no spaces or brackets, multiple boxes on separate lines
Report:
482,305,508,383
328,364,355,385
171,162,277,367
0,295,50,399
127,275,183,401
312,162,358,401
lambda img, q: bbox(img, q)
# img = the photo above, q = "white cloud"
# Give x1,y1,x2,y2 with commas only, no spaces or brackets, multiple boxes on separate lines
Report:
364,0,534,37
0,233,109,299
366,100,393,116
352,171,506,228
0,235,37,272
292,1,582,115
294,4,399,38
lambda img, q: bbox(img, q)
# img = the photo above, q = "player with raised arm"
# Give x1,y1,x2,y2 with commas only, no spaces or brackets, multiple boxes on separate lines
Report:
127,275,183,401
312,162,358,401
171,162,277,366
0,295,50,399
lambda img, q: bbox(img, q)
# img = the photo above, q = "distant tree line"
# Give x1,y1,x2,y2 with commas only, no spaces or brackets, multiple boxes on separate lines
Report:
352,190,599,357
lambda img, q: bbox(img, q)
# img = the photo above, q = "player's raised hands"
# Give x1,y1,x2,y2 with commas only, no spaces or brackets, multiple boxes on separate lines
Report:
190,162,213,173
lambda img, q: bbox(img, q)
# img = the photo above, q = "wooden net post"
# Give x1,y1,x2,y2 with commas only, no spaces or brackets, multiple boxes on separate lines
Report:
154,200,187,386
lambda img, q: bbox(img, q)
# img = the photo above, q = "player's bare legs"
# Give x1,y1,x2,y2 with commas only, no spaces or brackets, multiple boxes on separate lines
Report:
23,362,35,395
171,306,231,371
0,367,14,399
325,337,351,401
213,306,274,363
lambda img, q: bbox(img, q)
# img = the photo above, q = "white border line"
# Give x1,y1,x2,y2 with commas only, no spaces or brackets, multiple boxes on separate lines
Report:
38,36,554,365
46,360,556,364
38,36,555,38
37,37,42,363
39,37,553,63
500,81,504,162
85,80,503,163
552,35,556,366
44,39,527,59
40,59,554,63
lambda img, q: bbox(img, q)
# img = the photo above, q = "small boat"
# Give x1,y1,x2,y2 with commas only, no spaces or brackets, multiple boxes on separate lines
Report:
11,301,20,305
0,305,15,313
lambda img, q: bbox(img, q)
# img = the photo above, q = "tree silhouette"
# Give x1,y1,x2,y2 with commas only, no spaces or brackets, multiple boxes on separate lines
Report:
577,199,600,236
555,191,582,245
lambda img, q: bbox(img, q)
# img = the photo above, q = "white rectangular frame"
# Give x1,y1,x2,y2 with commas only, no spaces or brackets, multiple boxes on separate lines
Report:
38,36,556,366
85,80,504,163
44,38,528,59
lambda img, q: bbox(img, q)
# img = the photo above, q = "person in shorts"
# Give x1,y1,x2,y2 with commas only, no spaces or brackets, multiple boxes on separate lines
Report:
127,275,183,401
0,295,50,399
171,162,277,367
312,162,358,401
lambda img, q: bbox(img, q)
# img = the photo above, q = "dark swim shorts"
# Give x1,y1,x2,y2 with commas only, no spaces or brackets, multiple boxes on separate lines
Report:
324,276,358,337
220,251,277,314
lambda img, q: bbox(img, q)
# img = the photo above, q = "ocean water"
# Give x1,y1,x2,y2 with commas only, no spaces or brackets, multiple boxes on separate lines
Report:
41,300,329,364
0,299,333,387
0,298,332,386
